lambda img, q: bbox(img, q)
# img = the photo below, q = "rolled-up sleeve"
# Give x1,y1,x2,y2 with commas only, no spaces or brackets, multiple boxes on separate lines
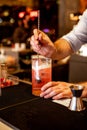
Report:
62,9,87,52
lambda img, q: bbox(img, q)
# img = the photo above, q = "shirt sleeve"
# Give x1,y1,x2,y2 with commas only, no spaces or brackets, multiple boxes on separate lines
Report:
62,9,87,52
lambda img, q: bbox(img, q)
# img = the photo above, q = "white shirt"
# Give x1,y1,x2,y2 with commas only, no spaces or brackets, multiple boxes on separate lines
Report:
62,9,87,52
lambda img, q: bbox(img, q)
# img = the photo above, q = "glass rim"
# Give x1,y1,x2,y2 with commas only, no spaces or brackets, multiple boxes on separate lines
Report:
31,54,51,60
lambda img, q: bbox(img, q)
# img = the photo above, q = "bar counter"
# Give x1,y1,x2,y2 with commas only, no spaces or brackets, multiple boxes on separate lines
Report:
0,81,87,130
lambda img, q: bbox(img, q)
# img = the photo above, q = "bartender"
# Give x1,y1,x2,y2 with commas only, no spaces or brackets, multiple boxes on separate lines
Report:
30,9,87,100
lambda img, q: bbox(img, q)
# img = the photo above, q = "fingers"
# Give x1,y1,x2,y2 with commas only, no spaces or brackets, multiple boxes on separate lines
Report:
40,81,72,99
41,81,58,91
52,93,63,100
52,90,72,100
33,29,43,41
33,29,38,40
40,87,64,99
30,32,42,53
30,28,55,57
31,35,39,45
30,29,43,53
40,82,58,98
40,87,57,99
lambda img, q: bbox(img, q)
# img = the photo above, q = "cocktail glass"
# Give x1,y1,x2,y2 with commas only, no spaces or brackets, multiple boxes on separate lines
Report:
32,55,52,96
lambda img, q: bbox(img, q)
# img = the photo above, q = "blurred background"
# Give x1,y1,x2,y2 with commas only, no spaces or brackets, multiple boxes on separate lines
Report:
0,0,87,84
0,0,81,43
0,0,59,43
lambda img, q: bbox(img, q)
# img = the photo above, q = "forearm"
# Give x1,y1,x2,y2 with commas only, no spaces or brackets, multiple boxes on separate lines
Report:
52,38,74,60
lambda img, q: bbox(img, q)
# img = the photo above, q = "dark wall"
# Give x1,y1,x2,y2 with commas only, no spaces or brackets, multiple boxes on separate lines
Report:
39,0,59,41
39,0,80,39
58,0,80,37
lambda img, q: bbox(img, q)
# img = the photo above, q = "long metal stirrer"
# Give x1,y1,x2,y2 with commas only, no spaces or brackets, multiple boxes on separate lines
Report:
35,10,41,82
38,10,40,30
37,10,40,59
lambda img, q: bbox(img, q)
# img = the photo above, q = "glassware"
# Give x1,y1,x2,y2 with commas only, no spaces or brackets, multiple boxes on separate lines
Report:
7,75,19,85
68,85,85,111
0,63,7,95
0,63,7,79
32,55,52,96
0,63,19,89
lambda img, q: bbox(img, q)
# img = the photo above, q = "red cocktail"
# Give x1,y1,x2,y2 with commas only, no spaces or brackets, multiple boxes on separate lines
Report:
32,55,52,96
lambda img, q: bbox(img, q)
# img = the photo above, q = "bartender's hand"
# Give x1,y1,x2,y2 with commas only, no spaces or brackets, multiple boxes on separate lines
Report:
40,81,73,99
30,29,57,59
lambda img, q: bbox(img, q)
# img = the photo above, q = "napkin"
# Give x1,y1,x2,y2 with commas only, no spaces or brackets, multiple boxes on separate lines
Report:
53,98,71,107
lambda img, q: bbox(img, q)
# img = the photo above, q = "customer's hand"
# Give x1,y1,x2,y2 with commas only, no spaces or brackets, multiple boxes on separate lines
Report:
30,29,56,58
40,81,73,99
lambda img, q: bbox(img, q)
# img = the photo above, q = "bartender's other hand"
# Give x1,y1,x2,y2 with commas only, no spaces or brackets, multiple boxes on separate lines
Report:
30,29,56,58
40,81,73,99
